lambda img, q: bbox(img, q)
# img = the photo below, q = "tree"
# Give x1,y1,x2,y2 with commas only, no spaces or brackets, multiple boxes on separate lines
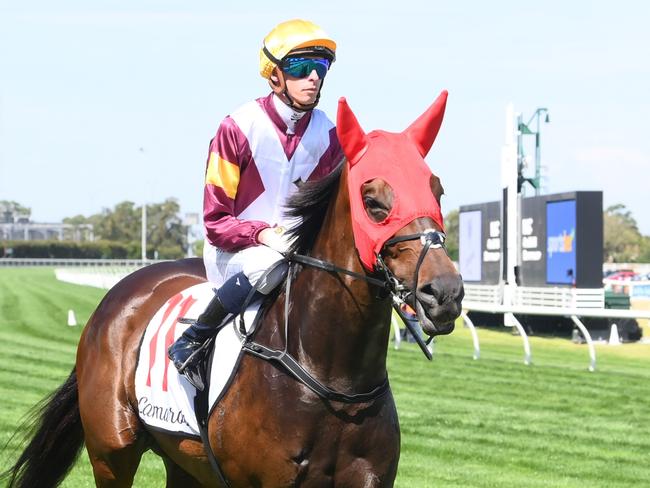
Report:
639,236,650,262
0,200,31,222
603,204,643,262
93,201,141,243
65,198,189,259
145,199,187,259
444,209,459,262
62,214,94,241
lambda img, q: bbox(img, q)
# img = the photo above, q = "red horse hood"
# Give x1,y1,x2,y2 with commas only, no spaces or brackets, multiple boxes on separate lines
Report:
336,90,448,270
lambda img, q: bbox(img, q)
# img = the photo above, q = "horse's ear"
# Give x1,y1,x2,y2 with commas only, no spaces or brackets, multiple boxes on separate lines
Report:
404,90,448,158
337,97,368,167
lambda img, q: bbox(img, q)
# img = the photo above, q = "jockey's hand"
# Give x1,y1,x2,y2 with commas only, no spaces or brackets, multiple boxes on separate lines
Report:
258,226,291,254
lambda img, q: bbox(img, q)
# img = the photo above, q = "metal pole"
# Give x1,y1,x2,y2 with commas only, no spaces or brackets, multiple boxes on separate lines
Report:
570,315,597,372
141,203,147,262
501,104,520,318
534,112,541,195
461,311,481,360
505,312,531,365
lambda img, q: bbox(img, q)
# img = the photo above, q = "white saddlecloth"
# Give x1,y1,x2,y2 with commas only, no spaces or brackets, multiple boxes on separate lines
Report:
134,282,258,436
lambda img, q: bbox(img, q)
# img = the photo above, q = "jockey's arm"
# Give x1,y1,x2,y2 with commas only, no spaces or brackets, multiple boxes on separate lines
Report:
203,119,271,252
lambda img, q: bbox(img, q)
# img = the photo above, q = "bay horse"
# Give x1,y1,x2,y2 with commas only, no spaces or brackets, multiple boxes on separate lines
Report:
3,92,463,487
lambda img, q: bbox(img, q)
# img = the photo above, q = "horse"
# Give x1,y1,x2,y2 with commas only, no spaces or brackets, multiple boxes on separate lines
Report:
3,92,463,487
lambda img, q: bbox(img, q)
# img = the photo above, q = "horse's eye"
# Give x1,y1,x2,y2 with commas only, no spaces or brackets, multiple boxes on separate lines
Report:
364,197,389,222
364,197,382,210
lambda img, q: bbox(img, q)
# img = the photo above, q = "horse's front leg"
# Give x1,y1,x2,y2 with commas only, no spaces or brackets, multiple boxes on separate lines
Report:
332,398,400,488
333,458,398,488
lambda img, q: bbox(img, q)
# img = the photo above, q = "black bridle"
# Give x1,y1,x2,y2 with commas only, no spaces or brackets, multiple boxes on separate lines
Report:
239,228,447,404
376,228,447,357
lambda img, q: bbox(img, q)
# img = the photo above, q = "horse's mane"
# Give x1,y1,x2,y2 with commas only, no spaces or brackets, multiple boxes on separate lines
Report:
285,162,344,255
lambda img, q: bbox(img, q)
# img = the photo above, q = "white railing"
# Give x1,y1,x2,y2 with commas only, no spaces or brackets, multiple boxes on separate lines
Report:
461,287,650,372
0,258,158,267
463,284,503,304
463,283,605,309
54,266,146,289
513,286,604,309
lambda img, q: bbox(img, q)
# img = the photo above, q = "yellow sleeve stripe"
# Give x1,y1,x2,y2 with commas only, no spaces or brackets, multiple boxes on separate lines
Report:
205,152,240,199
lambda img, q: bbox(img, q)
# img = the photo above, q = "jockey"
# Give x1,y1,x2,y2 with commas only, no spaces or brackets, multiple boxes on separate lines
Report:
168,19,343,391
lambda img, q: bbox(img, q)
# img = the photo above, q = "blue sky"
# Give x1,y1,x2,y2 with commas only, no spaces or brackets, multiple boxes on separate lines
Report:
1,1,649,234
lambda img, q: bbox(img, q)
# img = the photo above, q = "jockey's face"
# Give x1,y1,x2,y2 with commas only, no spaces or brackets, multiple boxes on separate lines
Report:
283,67,323,106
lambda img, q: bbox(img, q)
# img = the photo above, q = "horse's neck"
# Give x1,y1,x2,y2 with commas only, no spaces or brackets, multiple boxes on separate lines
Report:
289,165,392,390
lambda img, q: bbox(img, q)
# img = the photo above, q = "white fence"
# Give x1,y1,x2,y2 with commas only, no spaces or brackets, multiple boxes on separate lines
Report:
462,283,650,371
0,258,158,289
0,258,155,267
53,266,145,289
463,284,604,309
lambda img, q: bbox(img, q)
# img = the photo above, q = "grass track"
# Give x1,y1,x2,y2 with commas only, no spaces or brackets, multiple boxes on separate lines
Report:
1,267,649,487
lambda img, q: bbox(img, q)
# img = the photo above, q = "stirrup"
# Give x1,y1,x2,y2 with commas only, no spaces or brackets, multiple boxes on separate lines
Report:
182,364,206,391
177,340,213,391
175,339,211,373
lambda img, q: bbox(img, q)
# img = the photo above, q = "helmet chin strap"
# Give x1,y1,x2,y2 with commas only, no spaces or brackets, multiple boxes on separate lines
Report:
269,69,323,112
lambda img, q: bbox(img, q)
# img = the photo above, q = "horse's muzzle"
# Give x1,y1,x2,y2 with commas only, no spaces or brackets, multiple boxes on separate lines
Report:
415,274,464,337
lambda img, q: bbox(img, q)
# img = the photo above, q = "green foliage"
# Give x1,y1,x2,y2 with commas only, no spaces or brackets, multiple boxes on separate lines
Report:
62,214,90,225
0,240,129,259
1,268,650,486
603,204,644,262
192,238,204,258
638,236,650,262
443,209,459,261
66,198,189,259
0,200,31,219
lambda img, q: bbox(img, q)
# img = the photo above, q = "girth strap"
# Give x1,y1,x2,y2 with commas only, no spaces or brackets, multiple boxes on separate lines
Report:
193,340,232,488
242,341,390,404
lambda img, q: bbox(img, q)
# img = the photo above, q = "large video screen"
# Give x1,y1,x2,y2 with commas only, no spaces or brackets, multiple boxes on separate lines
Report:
546,200,576,284
459,210,482,281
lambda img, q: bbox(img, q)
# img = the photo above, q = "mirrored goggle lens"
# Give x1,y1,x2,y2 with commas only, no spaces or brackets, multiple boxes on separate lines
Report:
281,57,330,78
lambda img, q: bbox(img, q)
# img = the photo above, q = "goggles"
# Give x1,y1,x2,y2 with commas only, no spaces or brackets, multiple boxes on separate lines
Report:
281,57,330,79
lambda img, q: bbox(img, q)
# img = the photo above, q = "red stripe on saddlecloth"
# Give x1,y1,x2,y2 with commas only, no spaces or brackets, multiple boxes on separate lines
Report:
162,295,197,392
146,293,183,387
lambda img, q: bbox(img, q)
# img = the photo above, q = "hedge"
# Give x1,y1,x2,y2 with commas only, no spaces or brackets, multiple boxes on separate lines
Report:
0,239,190,259
0,240,131,259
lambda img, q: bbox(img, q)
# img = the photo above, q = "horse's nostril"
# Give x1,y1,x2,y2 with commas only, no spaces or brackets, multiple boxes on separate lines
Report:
419,276,463,306
418,283,439,301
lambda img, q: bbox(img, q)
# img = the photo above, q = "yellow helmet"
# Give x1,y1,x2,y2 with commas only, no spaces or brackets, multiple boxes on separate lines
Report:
260,19,336,79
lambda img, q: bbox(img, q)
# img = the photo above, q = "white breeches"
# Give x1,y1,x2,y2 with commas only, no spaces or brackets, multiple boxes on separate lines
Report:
203,242,285,292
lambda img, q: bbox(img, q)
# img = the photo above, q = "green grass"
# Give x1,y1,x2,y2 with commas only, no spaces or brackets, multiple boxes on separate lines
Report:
391,327,650,487
0,267,164,487
1,267,650,487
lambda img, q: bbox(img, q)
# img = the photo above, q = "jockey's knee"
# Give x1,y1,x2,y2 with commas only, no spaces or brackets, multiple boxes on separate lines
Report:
254,259,289,294
242,247,288,294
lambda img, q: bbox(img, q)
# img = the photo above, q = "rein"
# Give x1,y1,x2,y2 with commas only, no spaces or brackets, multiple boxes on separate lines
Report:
240,229,446,405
